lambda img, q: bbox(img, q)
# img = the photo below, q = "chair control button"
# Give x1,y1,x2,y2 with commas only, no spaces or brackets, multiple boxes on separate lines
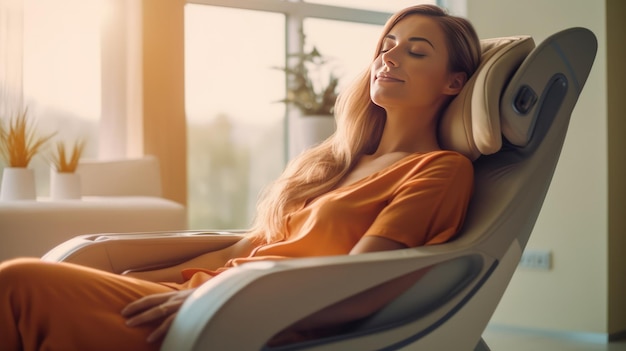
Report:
514,85,538,115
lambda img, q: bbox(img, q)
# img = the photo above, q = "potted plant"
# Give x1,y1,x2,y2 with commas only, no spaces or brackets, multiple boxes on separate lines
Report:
276,37,340,156
279,45,340,116
0,108,55,200
50,139,85,199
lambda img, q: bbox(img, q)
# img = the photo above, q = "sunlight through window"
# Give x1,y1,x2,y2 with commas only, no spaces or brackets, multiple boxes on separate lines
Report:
185,5,285,229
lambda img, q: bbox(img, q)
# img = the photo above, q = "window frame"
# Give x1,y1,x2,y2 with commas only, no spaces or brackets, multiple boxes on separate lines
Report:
186,0,393,25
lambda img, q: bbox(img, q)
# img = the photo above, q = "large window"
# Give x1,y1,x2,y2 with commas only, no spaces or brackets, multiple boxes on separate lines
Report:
185,1,435,230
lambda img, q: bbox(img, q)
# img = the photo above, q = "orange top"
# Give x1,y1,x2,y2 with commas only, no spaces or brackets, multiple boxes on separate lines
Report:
174,151,473,289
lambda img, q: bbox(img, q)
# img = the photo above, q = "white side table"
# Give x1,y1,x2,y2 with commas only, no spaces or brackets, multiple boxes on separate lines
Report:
0,196,187,261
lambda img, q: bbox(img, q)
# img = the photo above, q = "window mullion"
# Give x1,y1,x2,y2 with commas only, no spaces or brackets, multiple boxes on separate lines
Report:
284,10,303,160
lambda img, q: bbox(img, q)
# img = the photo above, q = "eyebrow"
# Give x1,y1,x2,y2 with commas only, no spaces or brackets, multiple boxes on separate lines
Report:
385,34,435,49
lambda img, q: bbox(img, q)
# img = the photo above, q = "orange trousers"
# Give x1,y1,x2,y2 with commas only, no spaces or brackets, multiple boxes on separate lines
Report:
0,258,178,351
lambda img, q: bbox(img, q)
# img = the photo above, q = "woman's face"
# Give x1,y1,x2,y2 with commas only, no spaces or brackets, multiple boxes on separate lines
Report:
370,14,461,112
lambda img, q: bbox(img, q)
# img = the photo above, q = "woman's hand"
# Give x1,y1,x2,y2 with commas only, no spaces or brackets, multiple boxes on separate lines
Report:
122,289,194,343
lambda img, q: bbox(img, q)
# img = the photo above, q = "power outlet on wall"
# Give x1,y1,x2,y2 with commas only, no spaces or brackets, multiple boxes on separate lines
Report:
519,249,552,270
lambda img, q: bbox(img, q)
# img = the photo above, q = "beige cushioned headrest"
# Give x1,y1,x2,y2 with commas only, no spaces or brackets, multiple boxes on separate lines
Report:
439,36,535,161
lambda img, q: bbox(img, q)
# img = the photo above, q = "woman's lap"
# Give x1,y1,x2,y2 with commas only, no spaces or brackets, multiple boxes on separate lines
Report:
0,257,176,351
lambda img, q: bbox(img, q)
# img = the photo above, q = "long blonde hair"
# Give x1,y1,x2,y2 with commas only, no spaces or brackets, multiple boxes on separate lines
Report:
249,4,481,244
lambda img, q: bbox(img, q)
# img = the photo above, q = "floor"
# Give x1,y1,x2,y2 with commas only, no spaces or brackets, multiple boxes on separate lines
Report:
483,326,626,351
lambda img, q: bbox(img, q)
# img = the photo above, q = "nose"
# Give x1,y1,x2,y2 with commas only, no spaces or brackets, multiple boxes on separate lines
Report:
381,48,398,67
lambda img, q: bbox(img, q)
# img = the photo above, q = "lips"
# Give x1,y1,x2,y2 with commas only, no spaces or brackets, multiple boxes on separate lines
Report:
376,71,404,83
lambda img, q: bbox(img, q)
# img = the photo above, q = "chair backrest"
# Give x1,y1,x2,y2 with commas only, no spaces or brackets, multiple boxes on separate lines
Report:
75,155,163,197
451,26,597,254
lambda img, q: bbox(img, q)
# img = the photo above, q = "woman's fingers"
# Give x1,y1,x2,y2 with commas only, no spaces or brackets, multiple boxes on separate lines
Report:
147,313,177,343
124,300,178,327
121,291,174,318
122,289,193,338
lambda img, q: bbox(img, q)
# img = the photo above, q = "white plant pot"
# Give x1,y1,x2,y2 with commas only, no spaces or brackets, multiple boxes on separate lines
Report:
296,115,336,154
50,171,82,200
0,167,37,201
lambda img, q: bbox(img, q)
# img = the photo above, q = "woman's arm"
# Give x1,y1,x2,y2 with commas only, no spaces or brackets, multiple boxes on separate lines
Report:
123,236,256,283
350,235,406,254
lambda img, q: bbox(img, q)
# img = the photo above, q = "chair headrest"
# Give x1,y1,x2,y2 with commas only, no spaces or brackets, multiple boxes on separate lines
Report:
439,35,535,161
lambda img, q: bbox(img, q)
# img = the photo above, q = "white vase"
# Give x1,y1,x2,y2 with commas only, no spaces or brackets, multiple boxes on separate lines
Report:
0,167,37,201
50,171,82,200
296,115,336,154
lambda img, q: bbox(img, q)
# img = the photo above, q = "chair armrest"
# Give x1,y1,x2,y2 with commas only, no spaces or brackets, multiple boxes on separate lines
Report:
163,245,496,351
42,230,245,274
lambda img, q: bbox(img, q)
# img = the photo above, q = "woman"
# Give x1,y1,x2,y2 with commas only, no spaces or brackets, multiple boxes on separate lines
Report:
0,4,481,350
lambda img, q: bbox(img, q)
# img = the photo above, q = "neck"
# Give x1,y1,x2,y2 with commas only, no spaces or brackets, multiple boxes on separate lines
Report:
372,107,441,156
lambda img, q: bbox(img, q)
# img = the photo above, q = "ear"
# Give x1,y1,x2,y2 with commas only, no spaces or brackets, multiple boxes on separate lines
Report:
443,71,468,96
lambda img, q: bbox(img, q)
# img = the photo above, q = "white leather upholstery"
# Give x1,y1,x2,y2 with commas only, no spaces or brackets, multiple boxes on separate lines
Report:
76,155,163,197
0,155,186,261
1,197,187,261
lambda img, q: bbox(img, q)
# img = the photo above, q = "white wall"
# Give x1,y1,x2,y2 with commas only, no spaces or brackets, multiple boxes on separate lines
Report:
466,0,609,336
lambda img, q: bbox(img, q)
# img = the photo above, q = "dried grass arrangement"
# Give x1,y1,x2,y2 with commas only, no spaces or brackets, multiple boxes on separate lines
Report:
51,140,85,173
0,108,55,167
